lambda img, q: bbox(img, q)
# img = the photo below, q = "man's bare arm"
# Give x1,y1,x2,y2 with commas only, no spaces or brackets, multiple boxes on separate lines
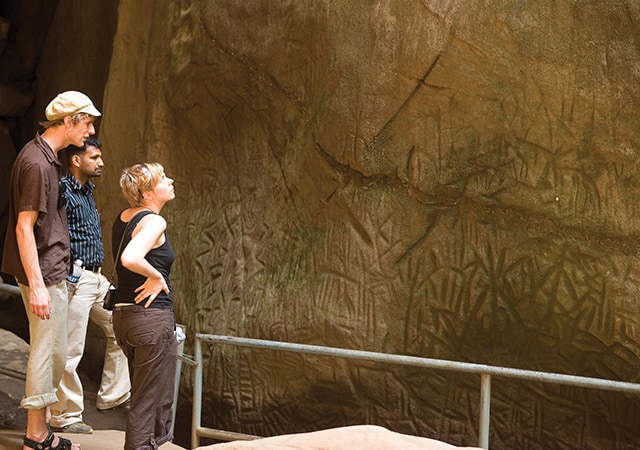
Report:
16,210,51,319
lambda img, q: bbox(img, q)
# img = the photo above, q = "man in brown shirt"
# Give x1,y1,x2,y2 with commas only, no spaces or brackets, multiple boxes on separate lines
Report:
2,91,101,450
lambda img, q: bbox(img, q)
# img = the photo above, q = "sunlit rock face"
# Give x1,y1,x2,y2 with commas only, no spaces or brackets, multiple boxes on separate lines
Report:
10,0,640,448
99,1,640,448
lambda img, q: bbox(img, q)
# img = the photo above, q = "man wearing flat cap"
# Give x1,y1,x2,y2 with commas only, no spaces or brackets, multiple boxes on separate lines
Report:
2,90,100,450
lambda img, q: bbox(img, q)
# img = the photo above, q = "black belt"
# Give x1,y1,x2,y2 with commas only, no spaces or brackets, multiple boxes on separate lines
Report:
115,303,174,311
114,304,144,311
84,265,101,272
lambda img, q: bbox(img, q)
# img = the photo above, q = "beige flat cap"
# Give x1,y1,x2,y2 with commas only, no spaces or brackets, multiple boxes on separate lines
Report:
45,90,101,121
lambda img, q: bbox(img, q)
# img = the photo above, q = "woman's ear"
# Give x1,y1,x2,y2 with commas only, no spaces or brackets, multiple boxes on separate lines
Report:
141,189,154,202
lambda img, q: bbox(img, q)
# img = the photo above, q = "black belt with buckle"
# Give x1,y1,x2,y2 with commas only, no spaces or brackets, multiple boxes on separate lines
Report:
85,265,101,272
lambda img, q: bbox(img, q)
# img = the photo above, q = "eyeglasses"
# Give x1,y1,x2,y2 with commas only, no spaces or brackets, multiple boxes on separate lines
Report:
58,180,67,208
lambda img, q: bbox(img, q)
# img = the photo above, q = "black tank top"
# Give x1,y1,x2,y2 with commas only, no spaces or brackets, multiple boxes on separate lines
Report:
111,210,175,308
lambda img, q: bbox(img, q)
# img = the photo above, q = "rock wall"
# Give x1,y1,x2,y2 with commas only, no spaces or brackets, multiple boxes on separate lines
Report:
2,0,640,448
98,1,640,448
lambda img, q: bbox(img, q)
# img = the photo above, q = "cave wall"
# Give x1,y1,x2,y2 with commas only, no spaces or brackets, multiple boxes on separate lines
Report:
2,0,640,448
97,1,640,448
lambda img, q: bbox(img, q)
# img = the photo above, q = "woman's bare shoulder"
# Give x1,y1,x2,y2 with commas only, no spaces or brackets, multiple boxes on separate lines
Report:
121,208,162,223
137,212,167,230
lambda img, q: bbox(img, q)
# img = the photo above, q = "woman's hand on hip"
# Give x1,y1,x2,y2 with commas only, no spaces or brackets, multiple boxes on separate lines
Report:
134,275,169,308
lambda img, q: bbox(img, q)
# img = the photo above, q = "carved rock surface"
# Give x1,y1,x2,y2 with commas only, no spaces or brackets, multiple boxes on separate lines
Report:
2,1,640,449
97,1,640,448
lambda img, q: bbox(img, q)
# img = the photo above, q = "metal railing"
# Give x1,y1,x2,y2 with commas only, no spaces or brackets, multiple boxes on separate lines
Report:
6,277,638,448
190,334,640,449
0,281,21,299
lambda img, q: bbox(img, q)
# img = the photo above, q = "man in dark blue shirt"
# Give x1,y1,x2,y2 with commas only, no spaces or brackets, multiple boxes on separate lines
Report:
50,137,130,434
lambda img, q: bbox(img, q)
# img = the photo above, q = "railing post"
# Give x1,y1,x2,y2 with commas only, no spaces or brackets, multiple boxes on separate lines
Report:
479,373,491,449
192,335,203,449
170,324,186,438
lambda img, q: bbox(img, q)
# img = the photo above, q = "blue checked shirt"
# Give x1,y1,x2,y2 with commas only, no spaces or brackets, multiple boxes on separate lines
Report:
61,172,105,269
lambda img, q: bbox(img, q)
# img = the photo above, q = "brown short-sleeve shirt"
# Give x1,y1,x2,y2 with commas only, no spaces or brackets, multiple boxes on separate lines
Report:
2,132,70,286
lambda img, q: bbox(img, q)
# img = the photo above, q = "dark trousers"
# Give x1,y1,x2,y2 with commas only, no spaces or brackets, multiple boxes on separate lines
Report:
113,306,177,450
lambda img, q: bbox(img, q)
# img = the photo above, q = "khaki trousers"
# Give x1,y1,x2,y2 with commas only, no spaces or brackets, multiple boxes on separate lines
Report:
18,280,68,410
50,269,131,428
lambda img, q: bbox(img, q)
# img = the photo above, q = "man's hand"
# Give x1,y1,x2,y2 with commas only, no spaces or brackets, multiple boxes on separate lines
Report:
30,284,52,320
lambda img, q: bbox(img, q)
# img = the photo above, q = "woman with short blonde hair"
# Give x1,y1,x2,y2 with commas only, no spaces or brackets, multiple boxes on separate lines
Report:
111,162,177,450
